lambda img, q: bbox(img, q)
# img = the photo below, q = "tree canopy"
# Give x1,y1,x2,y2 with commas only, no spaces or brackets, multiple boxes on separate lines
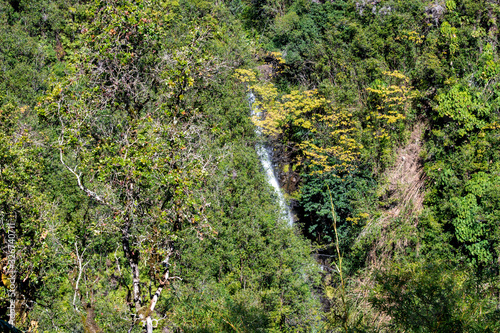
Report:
1,0,500,332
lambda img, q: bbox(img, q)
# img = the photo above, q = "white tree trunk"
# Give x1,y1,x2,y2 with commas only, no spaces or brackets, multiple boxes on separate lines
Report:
146,317,154,333
145,255,171,333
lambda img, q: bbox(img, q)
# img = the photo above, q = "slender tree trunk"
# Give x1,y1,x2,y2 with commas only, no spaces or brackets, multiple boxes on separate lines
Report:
121,220,142,311
145,255,171,333
129,259,141,310
146,317,154,333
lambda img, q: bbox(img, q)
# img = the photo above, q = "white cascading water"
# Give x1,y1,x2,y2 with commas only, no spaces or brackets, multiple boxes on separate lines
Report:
248,92,294,226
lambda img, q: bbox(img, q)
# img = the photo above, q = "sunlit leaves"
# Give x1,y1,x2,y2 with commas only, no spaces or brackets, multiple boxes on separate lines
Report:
366,70,418,140
251,87,326,136
435,84,490,137
300,109,361,175
440,21,458,55
236,68,361,175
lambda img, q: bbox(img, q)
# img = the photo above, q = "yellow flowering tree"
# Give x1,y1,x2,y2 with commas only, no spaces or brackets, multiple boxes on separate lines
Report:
366,70,418,140
300,109,361,175
235,68,361,175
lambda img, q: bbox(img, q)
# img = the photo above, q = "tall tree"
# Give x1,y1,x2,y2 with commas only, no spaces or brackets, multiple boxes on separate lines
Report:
38,0,215,330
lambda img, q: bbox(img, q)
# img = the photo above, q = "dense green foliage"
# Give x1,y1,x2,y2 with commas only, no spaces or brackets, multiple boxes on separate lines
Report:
1,0,500,332
239,0,500,331
0,0,321,331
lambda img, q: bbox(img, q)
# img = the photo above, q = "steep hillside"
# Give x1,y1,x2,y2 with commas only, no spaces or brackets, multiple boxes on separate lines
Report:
0,0,499,332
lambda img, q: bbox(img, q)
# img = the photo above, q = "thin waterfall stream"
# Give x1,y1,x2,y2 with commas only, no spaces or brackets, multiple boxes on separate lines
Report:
248,91,294,226
249,91,329,275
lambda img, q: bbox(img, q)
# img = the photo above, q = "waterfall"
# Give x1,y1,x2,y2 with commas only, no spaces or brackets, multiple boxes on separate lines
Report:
248,92,294,226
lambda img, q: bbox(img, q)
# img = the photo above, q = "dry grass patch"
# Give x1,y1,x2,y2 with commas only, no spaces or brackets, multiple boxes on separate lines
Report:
361,122,426,269
338,122,427,330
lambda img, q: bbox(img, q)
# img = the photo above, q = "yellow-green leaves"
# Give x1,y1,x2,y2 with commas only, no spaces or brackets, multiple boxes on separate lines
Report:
436,84,487,137
252,88,327,136
236,69,361,175
366,71,418,140
395,30,424,45
235,69,327,135
300,109,361,175
440,21,458,55
445,0,456,11
234,68,257,84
